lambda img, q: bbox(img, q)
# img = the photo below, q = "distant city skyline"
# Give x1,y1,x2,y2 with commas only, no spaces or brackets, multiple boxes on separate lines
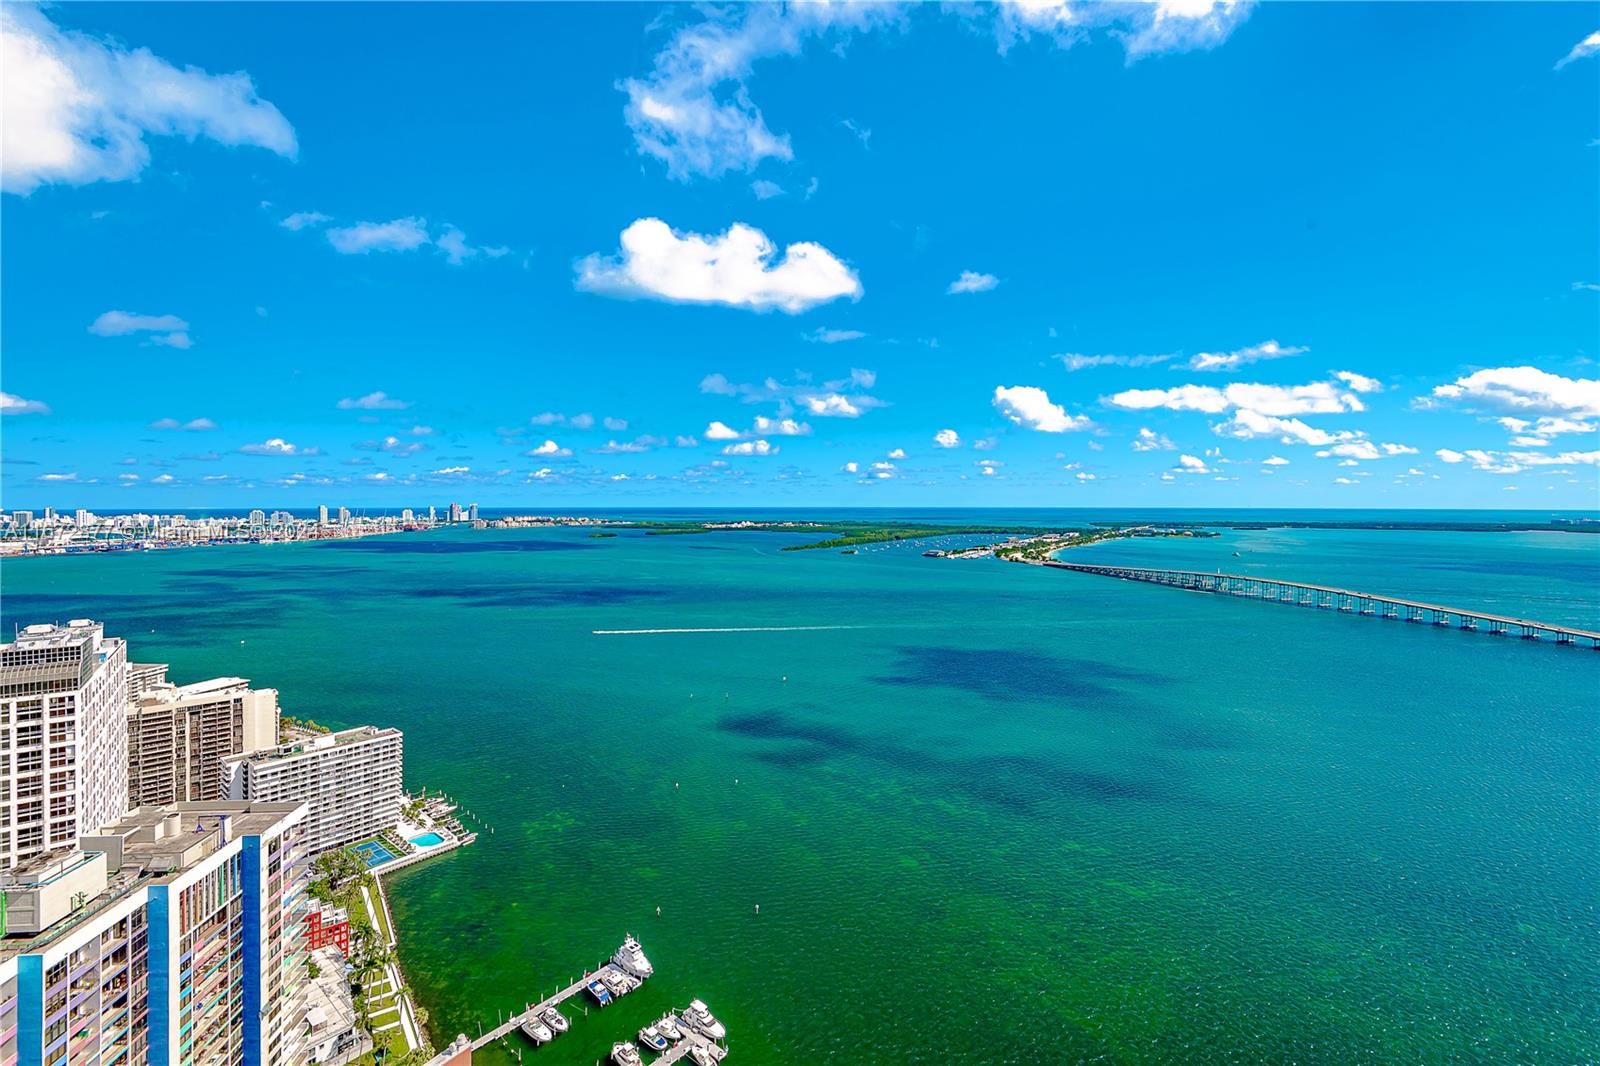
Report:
3,2,1597,508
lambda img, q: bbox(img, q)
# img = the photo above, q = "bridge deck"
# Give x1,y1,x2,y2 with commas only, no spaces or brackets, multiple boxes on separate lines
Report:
1043,562,1600,644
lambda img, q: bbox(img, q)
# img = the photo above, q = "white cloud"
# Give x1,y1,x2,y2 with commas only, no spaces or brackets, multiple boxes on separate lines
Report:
239,438,317,457
751,179,785,200
995,0,1255,61
887,448,906,459
432,466,470,476
1076,471,1096,481
408,425,434,436
1434,447,1598,474
1333,476,1358,485
947,270,999,295
704,421,742,441
1176,454,1211,473
619,4,902,180
753,416,810,436
1555,31,1600,70
2,391,50,415
529,439,572,457
723,439,777,456
149,417,216,431
603,416,629,432
89,310,191,348
280,211,328,231
674,435,699,448
993,385,1091,433
435,225,476,265
0,4,296,195
1431,366,1600,420
1186,339,1306,372
1058,352,1174,371
337,391,409,410
1262,456,1289,466
576,218,861,313
1111,381,1362,417
1314,441,1416,461
1334,370,1383,393
933,428,961,449
326,217,430,255
530,412,597,429
1131,427,1175,452
801,394,862,418
804,327,866,343
37,472,78,482
1214,409,1358,446
841,461,859,474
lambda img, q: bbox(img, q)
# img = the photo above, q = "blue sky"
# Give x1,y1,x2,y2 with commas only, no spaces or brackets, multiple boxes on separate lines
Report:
3,1,1597,510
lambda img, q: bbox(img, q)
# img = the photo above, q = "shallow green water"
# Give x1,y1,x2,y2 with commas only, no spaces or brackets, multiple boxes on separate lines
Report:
4,521,1596,1064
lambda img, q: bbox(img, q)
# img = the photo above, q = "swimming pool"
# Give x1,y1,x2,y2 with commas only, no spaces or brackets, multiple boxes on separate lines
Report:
410,832,445,848
351,840,397,868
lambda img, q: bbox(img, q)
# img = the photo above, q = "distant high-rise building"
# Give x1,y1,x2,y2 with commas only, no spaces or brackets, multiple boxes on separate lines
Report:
0,801,311,1066
129,676,280,807
318,504,329,526
11,511,34,529
222,726,404,857
448,502,462,524
0,621,129,868
337,506,351,525
128,662,170,701
428,505,436,523
74,508,90,527
248,509,267,528
401,508,414,523
41,508,55,523
468,503,479,522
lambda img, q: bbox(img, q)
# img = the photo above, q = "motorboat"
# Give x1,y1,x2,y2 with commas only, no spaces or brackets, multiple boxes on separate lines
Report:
519,1018,553,1044
539,1007,569,1033
585,978,612,1006
637,1027,669,1053
613,935,654,979
610,1042,643,1066
687,1045,717,1066
600,968,636,996
681,999,726,1040
655,1014,683,1041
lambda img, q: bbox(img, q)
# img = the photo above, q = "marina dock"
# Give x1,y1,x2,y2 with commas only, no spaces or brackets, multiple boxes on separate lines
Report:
1046,562,1600,648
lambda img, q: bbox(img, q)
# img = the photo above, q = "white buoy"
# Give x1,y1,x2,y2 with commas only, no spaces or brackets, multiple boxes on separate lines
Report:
755,904,760,915
656,906,661,917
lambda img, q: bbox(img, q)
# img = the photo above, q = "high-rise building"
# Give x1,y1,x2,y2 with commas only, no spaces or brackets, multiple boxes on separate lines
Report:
127,662,170,701
248,509,267,528
0,802,311,1066
448,503,462,524
74,509,90,528
40,509,54,524
0,622,129,869
11,512,33,530
336,507,350,526
221,727,403,857
318,505,329,527
401,509,414,523
129,677,280,807
467,503,478,522
427,506,436,523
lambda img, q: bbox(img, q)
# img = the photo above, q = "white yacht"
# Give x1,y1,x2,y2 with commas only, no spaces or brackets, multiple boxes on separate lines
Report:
610,1042,643,1066
681,999,726,1040
655,1014,683,1041
687,1045,717,1066
539,1006,569,1033
612,935,654,979
519,1018,553,1045
600,967,637,996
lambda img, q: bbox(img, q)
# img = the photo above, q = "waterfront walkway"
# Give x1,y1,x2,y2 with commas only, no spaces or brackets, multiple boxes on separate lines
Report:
1044,562,1600,648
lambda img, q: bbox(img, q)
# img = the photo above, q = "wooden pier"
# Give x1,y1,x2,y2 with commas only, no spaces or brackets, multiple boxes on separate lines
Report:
1044,562,1600,649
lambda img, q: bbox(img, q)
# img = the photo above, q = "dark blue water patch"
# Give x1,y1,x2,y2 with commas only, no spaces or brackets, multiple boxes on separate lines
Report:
718,709,1180,810
874,645,1169,703
183,564,377,580
315,538,592,554
407,583,666,608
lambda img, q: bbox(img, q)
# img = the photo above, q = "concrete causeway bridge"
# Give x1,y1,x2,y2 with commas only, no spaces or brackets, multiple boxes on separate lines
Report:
1044,562,1600,649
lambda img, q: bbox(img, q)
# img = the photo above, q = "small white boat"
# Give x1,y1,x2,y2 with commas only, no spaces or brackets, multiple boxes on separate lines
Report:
611,1042,643,1066
656,1014,683,1041
539,1007,568,1033
687,1045,717,1066
520,1018,553,1044
638,1026,669,1053
612,934,654,979
681,999,726,1040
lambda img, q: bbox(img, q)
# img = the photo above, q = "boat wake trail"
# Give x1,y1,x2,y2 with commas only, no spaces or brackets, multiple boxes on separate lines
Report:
592,625,869,636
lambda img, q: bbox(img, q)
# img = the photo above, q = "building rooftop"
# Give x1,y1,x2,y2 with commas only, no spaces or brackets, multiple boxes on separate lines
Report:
224,724,401,766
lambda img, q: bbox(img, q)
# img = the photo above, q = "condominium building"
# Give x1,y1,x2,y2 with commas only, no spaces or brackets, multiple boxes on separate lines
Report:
125,664,169,703
128,678,280,808
221,728,403,857
0,801,311,1066
0,622,129,869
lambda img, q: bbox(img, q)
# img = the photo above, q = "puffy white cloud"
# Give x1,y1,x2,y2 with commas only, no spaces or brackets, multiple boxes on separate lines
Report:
239,438,318,457
528,439,572,457
530,412,597,429
751,179,785,200
802,393,862,418
753,416,810,436
1187,339,1306,372
338,391,409,410
1176,454,1211,473
1075,471,1096,481
1333,476,1358,485
354,435,426,457
1214,409,1359,446
89,310,191,348
1110,380,1362,416
804,327,866,343
887,448,906,459
723,439,777,456
993,385,1092,432
947,270,999,295
280,211,328,231
326,217,430,255
619,3,902,180
432,466,470,476
603,416,629,432
933,428,961,449
2,391,50,415
841,461,859,474
1315,441,1416,461
1334,370,1383,393
1131,427,1175,451
1434,447,1597,474
704,421,742,441
576,218,861,313
1,4,296,195
1555,31,1600,70
996,0,1255,60
1262,456,1289,466
1431,366,1600,420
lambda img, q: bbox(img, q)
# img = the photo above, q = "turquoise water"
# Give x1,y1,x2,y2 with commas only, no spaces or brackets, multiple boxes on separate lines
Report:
411,832,446,847
3,517,1596,1063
